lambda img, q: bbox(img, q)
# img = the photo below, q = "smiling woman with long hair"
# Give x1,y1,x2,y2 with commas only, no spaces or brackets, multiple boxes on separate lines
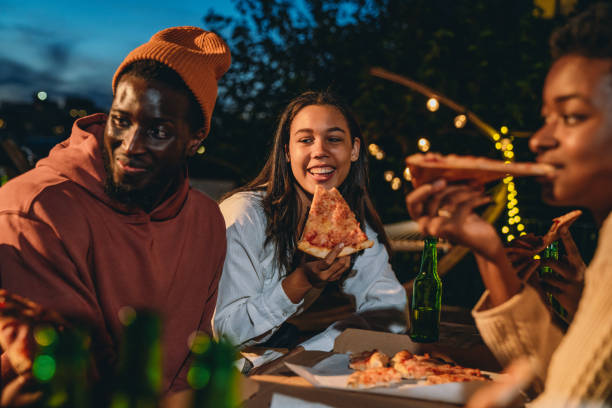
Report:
213,91,406,356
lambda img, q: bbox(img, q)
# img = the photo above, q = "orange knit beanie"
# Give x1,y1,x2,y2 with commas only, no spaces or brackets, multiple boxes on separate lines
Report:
112,26,231,137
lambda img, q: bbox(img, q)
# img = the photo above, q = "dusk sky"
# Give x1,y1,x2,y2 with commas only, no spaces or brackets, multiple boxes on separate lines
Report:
0,0,239,108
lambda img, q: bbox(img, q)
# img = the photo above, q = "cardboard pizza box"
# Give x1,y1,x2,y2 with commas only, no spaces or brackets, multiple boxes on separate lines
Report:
245,327,502,407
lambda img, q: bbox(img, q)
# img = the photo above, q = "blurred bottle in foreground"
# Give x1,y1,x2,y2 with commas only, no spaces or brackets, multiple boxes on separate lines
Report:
540,241,569,322
109,307,162,408
187,332,240,408
32,324,92,407
410,237,442,343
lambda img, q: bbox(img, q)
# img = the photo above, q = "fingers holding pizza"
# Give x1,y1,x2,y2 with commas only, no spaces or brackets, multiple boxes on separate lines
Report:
406,178,502,262
301,244,352,288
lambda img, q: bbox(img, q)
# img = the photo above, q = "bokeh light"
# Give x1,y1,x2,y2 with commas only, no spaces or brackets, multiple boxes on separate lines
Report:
391,177,401,190
187,331,211,354
187,364,211,389
417,138,430,152
403,167,412,181
33,355,56,382
118,306,136,326
426,98,439,112
453,114,467,128
34,325,58,347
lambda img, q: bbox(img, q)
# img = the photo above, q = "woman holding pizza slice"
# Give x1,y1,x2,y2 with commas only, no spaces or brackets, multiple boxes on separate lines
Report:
213,91,406,363
406,3,612,407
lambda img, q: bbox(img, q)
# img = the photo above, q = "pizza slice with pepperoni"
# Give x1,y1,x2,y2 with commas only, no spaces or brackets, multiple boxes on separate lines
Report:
297,185,374,258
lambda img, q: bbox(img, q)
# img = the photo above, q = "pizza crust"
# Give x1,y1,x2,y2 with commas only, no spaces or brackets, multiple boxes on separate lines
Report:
349,349,390,371
297,239,374,259
406,153,555,187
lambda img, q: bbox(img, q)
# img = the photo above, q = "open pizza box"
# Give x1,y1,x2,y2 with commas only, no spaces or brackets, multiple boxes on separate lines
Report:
246,328,503,407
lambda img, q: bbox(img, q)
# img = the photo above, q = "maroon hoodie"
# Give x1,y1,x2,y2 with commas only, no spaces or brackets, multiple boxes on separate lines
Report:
0,114,226,393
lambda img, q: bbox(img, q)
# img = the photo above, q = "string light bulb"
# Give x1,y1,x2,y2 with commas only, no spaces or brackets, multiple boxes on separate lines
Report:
426,98,439,112
454,114,467,128
391,177,401,190
497,132,526,240
403,167,412,181
417,138,430,152
384,171,394,182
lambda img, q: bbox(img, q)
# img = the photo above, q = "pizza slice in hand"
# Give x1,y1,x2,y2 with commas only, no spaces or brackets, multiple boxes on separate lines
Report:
297,185,374,258
405,153,554,187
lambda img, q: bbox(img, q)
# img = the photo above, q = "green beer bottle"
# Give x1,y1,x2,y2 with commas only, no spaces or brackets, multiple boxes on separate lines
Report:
410,237,442,343
109,308,162,408
188,333,240,408
540,241,569,321
32,324,92,407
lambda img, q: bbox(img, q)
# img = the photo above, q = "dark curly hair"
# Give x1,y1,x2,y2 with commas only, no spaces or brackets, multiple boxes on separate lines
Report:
550,2,612,60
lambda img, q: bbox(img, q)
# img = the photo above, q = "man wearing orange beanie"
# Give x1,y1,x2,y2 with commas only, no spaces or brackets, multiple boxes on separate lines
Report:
0,27,231,402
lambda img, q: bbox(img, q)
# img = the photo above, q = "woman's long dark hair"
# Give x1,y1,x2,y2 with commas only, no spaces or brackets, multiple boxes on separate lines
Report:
224,90,391,275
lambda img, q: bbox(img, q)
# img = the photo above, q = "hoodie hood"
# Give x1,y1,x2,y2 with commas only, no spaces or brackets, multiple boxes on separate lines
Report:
36,113,189,221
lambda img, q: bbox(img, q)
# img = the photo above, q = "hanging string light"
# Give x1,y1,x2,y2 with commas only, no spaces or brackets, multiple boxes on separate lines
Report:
417,137,430,152
370,68,531,249
403,167,412,181
454,114,467,128
368,143,385,160
391,177,401,190
426,98,439,112
498,129,526,242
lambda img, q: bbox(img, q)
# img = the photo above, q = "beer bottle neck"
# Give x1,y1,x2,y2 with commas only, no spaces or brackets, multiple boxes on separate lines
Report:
419,237,438,276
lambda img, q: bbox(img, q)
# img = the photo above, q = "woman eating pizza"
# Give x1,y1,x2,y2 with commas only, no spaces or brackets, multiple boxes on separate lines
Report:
405,4,612,406
213,91,407,361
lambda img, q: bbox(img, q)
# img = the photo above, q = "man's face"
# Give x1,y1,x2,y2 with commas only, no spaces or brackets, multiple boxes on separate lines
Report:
530,55,612,219
287,104,359,195
103,75,201,208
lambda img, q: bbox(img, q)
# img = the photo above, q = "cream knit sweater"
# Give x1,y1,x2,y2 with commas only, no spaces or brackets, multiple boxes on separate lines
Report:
473,212,612,407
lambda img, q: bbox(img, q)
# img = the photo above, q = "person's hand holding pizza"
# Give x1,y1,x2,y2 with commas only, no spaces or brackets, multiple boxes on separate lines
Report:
538,226,585,319
282,244,351,303
405,178,522,306
300,243,352,288
506,213,585,321
405,179,503,261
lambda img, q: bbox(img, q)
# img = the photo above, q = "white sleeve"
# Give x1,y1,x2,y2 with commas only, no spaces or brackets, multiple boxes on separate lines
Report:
299,227,408,351
472,285,564,383
213,194,304,347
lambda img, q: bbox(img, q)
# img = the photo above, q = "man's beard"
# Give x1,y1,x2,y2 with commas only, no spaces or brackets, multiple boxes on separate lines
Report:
102,146,182,213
